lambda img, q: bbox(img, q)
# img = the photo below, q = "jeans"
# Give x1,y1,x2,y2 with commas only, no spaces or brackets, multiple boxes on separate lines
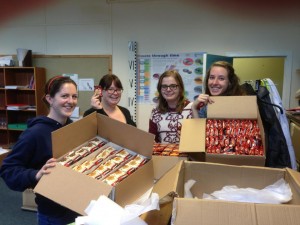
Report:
37,211,77,225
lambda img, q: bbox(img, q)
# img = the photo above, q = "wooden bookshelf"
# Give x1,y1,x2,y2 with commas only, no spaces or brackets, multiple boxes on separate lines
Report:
0,67,47,148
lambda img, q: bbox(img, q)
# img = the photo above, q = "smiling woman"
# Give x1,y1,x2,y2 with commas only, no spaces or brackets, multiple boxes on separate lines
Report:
192,61,246,118
148,70,193,144
83,74,136,127
0,76,80,225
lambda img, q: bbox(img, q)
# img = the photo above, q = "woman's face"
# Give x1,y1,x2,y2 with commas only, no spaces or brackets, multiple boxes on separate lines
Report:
207,66,230,96
160,76,180,105
48,83,78,120
102,82,122,106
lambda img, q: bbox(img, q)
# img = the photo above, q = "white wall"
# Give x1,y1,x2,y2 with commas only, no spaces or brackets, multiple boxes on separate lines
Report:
1,0,300,131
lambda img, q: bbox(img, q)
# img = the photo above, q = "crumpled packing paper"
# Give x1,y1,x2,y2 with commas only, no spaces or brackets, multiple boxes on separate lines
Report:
75,193,159,225
203,178,292,204
184,178,292,204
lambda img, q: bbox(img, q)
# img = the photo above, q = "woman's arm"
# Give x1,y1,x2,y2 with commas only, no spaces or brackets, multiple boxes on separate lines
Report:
192,94,214,118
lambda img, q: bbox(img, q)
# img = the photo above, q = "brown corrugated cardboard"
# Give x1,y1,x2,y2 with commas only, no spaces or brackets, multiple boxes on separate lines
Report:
22,189,37,212
34,112,155,215
153,161,300,225
290,122,300,167
152,156,187,181
179,96,266,166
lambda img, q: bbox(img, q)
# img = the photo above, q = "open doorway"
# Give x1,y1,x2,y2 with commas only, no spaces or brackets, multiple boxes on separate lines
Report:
226,52,292,109
233,57,285,98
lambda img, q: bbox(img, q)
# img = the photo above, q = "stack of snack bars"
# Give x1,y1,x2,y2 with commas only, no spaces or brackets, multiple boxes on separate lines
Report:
153,143,188,157
59,138,148,187
205,119,264,155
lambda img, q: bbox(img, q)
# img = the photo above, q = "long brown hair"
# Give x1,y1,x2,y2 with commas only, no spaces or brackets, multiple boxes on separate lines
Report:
157,70,186,113
204,61,245,96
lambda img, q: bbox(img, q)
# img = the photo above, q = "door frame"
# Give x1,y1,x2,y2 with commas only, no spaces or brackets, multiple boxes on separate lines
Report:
225,51,292,109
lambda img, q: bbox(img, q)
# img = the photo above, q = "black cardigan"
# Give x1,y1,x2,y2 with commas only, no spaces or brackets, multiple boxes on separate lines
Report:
83,105,136,127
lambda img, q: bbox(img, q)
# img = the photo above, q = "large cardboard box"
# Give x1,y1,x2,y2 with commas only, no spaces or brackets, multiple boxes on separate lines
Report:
152,155,187,181
180,96,266,166
152,143,188,181
22,189,37,212
34,112,155,215
153,161,300,225
290,122,300,168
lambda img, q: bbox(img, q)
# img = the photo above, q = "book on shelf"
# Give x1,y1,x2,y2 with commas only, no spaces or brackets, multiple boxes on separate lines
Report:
28,75,35,89
26,105,36,111
6,104,30,110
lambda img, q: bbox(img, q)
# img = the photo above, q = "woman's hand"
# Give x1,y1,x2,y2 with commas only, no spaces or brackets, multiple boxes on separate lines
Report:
91,89,103,109
35,158,57,181
192,94,214,118
192,94,214,109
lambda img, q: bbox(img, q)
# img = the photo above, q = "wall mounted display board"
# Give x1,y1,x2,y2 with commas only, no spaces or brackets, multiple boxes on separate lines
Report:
32,55,112,117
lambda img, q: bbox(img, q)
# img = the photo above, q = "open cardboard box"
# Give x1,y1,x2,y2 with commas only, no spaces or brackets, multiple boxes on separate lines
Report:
179,96,266,166
22,189,37,212
153,161,300,225
152,155,187,181
34,112,155,215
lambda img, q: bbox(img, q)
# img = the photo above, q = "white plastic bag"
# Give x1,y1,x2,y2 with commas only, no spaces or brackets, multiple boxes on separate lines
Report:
203,178,292,204
75,193,160,225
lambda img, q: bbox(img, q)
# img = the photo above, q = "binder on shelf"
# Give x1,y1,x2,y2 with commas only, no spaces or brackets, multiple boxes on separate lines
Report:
7,123,27,130
28,75,35,89
6,104,30,110
5,85,28,89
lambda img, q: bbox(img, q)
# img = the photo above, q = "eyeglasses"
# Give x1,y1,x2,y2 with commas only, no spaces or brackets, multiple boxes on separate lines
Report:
106,88,123,94
161,84,178,91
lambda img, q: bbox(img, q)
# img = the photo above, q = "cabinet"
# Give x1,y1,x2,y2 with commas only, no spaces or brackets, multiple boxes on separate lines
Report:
0,67,47,148
286,112,300,171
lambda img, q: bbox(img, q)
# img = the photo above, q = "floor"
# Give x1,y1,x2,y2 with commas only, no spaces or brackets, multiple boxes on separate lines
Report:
0,178,37,225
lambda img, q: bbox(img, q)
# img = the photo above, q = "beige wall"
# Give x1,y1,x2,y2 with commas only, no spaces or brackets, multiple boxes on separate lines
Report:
233,57,285,97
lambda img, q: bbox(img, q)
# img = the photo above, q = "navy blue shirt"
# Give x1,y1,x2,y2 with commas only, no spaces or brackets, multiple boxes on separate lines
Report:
0,116,78,216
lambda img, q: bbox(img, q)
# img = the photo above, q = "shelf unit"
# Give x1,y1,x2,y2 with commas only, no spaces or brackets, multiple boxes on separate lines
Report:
0,67,47,148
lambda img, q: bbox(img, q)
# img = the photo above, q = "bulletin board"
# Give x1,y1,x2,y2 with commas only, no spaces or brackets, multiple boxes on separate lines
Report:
32,55,112,116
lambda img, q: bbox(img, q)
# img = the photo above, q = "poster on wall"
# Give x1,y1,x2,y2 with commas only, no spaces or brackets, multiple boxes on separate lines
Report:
137,52,205,104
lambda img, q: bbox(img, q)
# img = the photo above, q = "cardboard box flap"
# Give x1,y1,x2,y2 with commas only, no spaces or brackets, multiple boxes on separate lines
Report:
52,113,97,158
179,119,206,153
97,113,154,158
208,96,257,119
286,168,300,186
152,156,187,181
205,154,266,167
172,198,257,225
255,204,300,225
286,168,300,204
115,160,154,207
34,163,112,215
152,160,183,204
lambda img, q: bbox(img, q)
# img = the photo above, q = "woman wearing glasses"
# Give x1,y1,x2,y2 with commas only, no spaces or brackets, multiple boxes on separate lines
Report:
83,74,136,126
148,70,193,144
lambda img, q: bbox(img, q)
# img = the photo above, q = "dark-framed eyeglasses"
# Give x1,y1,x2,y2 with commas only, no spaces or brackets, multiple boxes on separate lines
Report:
161,84,178,91
106,88,123,94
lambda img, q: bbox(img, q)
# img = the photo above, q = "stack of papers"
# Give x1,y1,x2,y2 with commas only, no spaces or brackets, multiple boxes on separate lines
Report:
7,104,30,110
0,56,14,66
5,85,28,89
